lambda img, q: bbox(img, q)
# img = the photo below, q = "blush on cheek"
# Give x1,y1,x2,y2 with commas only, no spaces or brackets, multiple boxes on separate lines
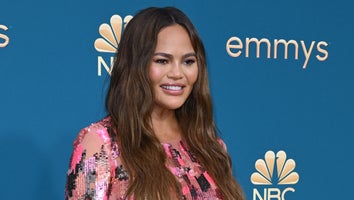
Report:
189,70,198,85
149,66,164,87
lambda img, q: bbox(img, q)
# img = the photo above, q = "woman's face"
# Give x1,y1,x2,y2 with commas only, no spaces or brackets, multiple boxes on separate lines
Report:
149,24,198,112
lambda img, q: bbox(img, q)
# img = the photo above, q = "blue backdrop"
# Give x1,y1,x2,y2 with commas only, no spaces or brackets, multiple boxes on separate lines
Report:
1,0,353,199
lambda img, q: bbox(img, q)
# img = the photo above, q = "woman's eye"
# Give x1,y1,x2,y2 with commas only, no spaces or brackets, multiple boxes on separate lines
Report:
184,59,196,65
155,59,168,64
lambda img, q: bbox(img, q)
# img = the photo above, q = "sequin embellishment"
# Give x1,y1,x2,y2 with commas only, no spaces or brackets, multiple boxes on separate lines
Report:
65,116,223,200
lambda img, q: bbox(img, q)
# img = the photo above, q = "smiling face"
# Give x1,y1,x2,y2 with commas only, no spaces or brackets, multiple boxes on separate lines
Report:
149,24,198,112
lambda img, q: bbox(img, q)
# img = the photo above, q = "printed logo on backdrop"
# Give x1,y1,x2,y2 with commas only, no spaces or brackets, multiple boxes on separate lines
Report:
226,36,329,69
0,24,10,48
251,150,299,200
94,14,133,76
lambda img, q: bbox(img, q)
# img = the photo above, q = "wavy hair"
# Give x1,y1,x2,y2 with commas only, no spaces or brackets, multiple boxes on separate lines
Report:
106,7,244,200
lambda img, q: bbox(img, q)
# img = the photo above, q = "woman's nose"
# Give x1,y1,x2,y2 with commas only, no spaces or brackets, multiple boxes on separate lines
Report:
167,62,183,79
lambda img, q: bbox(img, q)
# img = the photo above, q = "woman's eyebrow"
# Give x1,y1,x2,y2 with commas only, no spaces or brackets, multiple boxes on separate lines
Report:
153,52,196,59
153,52,173,59
182,52,196,59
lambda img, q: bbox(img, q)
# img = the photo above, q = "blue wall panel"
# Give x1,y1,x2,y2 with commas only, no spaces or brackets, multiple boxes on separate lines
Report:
1,0,353,199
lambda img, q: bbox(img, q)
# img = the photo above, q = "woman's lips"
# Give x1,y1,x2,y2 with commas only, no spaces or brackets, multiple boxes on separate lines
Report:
160,84,185,95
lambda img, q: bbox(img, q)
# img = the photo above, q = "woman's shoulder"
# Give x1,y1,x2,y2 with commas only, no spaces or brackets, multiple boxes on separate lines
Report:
217,138,227,151
66,116,125,200
72,116,114,153
68,116,120,170
73,116,118,162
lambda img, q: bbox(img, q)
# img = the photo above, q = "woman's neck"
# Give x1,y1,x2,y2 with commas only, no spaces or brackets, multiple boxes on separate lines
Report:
151,107,182,143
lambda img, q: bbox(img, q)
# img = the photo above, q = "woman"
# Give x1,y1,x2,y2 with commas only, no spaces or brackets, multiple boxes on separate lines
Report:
65,7,244,200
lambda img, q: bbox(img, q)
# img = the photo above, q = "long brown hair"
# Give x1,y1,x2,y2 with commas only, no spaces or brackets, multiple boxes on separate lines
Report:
106,7,244,200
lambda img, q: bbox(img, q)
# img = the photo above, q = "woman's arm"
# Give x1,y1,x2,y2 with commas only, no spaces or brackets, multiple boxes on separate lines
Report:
65,124,113,200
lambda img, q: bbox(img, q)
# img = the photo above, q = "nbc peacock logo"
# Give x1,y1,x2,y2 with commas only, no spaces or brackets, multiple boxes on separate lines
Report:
251,150,299,200
94,14,133,76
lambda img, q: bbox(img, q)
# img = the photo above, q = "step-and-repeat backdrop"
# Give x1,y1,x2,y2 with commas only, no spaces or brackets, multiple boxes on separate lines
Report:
1,0,353,199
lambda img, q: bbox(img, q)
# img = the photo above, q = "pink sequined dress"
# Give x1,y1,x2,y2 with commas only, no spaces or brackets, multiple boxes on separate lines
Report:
65,116,224,200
